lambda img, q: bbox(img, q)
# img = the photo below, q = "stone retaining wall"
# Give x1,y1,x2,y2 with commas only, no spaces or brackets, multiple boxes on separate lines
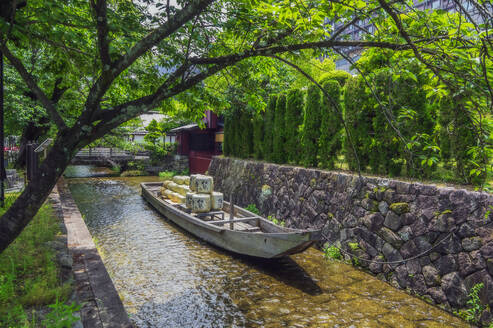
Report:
209,157,493,325
146,155,189,175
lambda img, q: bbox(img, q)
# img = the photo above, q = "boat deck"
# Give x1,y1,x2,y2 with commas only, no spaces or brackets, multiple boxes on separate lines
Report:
157,190,261,232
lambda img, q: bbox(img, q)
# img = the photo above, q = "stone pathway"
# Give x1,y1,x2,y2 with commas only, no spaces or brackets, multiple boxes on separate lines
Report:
57,178,132,328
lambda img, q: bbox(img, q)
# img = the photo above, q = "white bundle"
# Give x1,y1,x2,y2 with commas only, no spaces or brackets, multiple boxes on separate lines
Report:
211,192,223,210
196,175,214,194
192,193,211,213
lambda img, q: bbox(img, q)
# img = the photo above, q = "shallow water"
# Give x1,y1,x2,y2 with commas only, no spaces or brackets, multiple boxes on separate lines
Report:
66,166,469,328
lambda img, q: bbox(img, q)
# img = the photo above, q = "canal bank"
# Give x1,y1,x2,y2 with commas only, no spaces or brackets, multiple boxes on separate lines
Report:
57,177,132,328
209,157,493,326
64,165,470,327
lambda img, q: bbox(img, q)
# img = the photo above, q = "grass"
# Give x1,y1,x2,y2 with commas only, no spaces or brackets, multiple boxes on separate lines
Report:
0,193,74,327
120,170,147,177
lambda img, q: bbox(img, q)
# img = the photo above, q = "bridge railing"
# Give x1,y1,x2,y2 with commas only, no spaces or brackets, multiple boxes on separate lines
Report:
76,147,132,158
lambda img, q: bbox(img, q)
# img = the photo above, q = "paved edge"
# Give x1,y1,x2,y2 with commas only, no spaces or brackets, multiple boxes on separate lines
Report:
57,177,133,328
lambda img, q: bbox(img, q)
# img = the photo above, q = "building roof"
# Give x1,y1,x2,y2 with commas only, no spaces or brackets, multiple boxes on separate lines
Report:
168,123,199,133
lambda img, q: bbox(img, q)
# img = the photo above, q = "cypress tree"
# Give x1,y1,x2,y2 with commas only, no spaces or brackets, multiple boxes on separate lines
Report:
223,114,232,156
319,80,342,169
239,109,253,158
284,89,304,164
231,108,242,157
252,111,265,159
273,93,287,163
263,95,276,162
301,85,322,167
343,76,373,171
439,97,477,183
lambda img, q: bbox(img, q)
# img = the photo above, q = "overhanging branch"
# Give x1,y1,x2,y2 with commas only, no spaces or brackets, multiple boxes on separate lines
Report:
0,42,67,130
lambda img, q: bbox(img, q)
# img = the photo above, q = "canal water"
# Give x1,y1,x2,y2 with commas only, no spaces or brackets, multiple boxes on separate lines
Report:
65,166,469,328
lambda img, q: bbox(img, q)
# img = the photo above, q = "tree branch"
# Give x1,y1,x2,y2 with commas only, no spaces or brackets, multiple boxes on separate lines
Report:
189,39,440,65
91,0,111,67
0,42,67,130
84,0,214,114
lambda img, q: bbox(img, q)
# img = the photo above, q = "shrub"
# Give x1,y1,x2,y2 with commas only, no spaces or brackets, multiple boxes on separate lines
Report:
323,244,342,260
319,80,342,169
273,93,287,163
263,95,277,162
120,170,146,177
252,111,265,159
301,85,322,167
284,89,304,164
319,70,352,87
245,203,260,215
159,171,176,179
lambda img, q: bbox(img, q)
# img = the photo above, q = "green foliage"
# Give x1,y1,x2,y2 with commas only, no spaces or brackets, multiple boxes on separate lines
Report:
120,170,146,177
0,194,73,327
343,76,373,171
273,94,287,163
323,244,342,260
252,111,265,160
159,171,176,179
455,283,486,325
439,97,479,184
42,299,80,328
245,204,260,215
284,89,304,164
144,119,163,145
263,95,277,162
319,80,342,169
223,114,233,156
239,110,253,158
319,70,352,87
145,142,176,164
301,85,322,167
267,215,285,226
347,242,360,251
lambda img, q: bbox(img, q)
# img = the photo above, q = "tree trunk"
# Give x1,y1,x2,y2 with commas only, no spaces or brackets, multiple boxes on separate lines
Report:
15,117,50,168
0,133,76,253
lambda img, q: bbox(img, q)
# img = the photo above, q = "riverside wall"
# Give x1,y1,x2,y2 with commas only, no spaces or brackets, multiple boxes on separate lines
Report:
209,157,493,324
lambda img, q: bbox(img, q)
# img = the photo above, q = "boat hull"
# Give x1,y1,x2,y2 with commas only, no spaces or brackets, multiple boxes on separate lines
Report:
141,182,320,258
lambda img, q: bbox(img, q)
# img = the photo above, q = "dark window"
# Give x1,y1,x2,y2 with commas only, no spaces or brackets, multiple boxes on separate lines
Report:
190,133,214,151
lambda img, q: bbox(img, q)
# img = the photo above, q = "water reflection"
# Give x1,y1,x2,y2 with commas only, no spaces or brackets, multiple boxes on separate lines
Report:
66,166,470,328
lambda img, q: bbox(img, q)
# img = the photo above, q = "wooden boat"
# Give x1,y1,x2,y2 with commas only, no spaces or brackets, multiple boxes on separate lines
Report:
141,182,321,258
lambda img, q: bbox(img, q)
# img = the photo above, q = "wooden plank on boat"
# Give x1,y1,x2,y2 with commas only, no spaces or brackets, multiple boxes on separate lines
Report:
209,217,259,225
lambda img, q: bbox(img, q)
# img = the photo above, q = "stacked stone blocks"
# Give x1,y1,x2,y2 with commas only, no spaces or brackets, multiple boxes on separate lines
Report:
209,157,493,324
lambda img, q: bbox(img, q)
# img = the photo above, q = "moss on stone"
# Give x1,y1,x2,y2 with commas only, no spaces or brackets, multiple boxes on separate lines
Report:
389,202,409,215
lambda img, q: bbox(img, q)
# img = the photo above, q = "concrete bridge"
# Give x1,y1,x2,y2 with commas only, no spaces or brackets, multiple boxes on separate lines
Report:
71,147,148,167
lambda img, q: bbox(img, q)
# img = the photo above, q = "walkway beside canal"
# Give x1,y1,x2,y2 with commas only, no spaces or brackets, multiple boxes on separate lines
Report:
57,178,132,328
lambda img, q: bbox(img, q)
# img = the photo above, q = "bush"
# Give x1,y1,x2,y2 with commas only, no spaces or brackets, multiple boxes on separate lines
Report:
319,70,352,87
273,93,287,163
301,85,322,167
284,89,304,164
120,170,146,177
263,95,277,162
245,203,260,215
252,111,265,159
319,80,342,169
159,171,176,179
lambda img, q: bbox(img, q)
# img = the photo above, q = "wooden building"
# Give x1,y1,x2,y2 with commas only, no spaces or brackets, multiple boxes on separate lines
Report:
168,111,223,174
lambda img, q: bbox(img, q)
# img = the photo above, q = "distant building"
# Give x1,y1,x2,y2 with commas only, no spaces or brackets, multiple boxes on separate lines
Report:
169,110,224,174
127,111,168,144
332,0,481,71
